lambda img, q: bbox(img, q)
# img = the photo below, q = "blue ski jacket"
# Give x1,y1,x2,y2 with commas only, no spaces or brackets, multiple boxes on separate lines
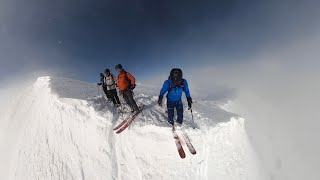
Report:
159,79,191,102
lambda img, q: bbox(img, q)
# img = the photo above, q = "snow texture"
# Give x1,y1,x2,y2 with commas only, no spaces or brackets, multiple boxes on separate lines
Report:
0,76,265,180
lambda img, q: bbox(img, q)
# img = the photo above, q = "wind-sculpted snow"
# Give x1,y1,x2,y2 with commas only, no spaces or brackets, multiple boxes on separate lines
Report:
0,76,265,180
49,77,98,100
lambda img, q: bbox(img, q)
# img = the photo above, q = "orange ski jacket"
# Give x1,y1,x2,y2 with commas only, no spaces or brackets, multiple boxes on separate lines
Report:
117,71,136,91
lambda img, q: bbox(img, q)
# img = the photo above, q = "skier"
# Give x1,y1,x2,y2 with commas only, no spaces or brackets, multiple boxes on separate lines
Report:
98,69,121,106
97,73,111,102
158,68,193,126
104,69,121,106
115,64,139,112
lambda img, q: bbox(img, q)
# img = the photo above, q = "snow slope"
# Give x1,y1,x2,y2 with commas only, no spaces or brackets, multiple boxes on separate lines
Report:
0,76,265,180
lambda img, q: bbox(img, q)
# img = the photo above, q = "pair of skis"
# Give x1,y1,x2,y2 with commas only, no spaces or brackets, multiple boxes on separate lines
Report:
113,105,196,159
172,125,197,159
113,105,145,134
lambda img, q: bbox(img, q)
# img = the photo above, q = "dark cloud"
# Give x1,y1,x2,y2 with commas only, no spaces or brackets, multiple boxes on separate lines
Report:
0,0,319,82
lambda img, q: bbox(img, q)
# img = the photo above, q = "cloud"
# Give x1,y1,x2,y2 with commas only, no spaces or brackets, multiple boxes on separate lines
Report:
146,23,320,179
179,32,320,179
231,39,320,180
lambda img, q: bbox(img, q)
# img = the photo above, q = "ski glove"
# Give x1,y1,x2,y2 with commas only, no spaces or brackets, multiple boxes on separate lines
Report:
187,97,193,109
130,84,136,90
158,95,163,106
97,83,102,86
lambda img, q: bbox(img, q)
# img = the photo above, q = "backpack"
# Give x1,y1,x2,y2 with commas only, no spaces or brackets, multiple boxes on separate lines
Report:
119,71,132,88
106,74,116,86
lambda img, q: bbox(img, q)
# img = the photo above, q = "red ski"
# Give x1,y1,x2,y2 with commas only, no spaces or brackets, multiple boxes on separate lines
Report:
172,127,186,159
113,117,130,130
181,130,197,155
116,105,145,134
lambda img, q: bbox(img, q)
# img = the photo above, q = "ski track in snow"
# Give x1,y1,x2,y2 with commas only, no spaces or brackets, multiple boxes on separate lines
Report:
0,76,265,180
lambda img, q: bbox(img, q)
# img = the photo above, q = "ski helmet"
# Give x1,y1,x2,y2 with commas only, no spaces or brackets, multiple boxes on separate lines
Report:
115,64,123,70
104,69,110,73
170,68,183,83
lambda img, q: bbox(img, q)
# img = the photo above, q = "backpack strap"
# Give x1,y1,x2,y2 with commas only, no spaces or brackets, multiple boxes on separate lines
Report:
167,79,185,95
100,77,104,84
181,79,185,88
167,82,173,96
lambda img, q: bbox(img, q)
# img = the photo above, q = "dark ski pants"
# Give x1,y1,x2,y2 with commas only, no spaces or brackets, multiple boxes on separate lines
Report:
121,89,139,111
167,100,183,124
106,89,121,105
102,86,110,99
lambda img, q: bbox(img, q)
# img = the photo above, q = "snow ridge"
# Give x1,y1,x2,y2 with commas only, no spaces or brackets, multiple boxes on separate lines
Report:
1,76,265,180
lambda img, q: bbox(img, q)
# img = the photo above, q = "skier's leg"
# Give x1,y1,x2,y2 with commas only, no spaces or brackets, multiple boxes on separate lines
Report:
111,96,117,105
104,86,111,100
122,90,130,105
122,90,136,112
110,89,117,105
113,89,121,105
106,89,113,102
126,90,139,111
167,101,174,125
176,100,184,124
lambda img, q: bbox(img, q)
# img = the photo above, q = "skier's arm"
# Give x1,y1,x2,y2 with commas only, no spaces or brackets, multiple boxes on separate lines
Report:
159,80,169,97
102,77,106,85
183,80,191,98
97,77,103,86
183,80,193,109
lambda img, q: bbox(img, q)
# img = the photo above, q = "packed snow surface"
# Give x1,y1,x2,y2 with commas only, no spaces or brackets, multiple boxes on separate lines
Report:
0,77,265,180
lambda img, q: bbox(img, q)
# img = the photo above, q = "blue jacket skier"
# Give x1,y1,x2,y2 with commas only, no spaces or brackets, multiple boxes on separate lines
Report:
158,68,193,125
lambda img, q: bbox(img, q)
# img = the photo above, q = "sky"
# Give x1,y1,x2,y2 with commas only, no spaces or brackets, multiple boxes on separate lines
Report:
1,0,319,83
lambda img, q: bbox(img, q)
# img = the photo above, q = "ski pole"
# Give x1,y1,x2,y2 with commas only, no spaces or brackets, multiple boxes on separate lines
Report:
98,85,100,97
188,108,195,124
